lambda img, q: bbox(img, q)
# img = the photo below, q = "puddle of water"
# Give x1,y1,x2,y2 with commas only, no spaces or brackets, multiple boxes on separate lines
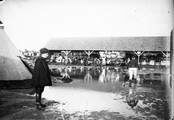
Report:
43,66,171,119
43,87,137,117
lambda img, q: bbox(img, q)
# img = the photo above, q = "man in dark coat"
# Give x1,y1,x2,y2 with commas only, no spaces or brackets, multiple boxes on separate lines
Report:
32,48,52,110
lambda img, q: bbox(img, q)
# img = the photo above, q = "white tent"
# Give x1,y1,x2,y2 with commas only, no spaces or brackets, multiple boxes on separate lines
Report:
0,23,32,80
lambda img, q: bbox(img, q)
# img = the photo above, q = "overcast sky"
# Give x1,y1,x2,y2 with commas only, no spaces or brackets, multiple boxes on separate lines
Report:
0,0,173,50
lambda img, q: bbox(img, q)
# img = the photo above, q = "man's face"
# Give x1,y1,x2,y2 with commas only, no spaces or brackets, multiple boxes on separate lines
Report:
41,53,49,59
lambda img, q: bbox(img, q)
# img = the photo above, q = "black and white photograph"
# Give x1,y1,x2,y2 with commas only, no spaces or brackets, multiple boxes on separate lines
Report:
0,0,173,119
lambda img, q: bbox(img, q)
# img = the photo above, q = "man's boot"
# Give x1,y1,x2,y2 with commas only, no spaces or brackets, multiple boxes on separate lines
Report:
39,93,46,107
36,93,44,110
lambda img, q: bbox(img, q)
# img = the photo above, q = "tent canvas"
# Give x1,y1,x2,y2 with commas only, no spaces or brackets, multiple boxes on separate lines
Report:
0,26,32,80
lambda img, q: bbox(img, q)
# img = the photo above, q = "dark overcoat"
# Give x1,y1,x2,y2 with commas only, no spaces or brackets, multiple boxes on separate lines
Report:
32,57,52,86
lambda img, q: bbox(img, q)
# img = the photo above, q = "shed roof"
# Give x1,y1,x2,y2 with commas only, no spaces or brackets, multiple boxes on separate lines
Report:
45,37,170,51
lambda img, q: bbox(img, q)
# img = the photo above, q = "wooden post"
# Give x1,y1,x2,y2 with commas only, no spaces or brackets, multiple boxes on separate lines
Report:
62,51,71,64
161,51,170,67
62,50,71,56
85,50,93,58
170,29,174,120
161,51,170,58
133,51,144,65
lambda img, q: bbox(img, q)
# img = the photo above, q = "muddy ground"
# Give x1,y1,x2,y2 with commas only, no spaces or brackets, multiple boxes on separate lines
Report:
0,86,170,120
0,89,137,120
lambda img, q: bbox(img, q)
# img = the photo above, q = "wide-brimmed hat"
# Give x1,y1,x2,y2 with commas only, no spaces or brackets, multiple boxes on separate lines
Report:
39,48,49,54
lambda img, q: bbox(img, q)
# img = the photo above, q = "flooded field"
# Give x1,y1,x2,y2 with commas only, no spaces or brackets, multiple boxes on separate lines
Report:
42,66,171,120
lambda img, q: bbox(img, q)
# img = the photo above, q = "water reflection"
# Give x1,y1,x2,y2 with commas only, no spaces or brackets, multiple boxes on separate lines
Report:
51,67,73,83
99,67,121,83
126,81,139,108
51,66,126,83
84,67,93,83
61,67,70,78
50,66,167,88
